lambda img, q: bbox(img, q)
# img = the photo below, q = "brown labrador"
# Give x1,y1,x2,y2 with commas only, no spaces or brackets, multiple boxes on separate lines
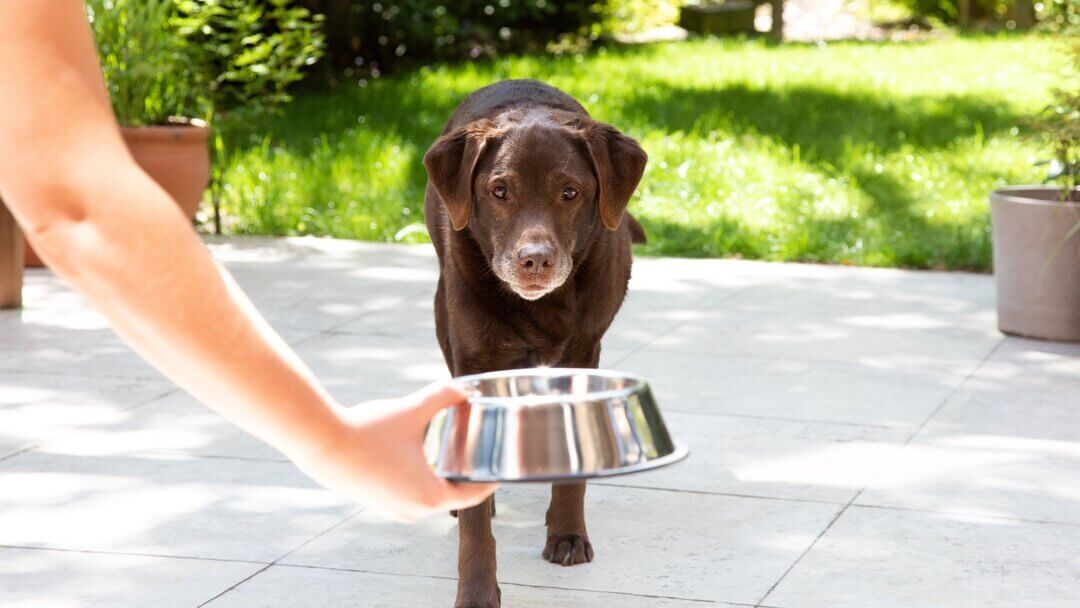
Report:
423,79,647,608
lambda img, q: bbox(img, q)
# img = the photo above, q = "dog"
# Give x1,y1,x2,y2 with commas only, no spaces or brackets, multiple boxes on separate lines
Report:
423,79,647,608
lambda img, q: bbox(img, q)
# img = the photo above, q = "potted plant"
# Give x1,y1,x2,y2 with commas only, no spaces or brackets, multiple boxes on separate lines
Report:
24,0,211,267
26,0,325,266
990,40,1080,342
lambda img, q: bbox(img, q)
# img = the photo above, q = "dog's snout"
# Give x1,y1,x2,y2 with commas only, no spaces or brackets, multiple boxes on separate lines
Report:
517,243,554,274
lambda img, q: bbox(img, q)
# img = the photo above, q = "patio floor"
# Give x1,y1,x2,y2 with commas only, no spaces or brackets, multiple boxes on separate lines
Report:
1,237,1078,607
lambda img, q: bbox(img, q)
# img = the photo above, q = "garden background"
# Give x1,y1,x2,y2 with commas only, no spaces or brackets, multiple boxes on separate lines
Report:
95,0,1077,270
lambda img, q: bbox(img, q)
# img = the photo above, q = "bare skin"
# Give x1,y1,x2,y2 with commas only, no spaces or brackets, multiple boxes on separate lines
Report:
0,1,494,523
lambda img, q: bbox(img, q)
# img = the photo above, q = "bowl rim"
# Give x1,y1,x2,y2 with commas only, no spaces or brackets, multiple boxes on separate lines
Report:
439,442,691,483
453,367,648,407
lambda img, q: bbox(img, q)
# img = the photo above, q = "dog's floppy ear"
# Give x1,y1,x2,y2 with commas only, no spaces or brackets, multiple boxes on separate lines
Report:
423,120,494,231
581,120,648,231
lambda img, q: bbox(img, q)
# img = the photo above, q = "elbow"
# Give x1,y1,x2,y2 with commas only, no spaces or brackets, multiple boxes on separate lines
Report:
22,181,91,235
4,167,91,233
16,179,92,261
9,171,114,274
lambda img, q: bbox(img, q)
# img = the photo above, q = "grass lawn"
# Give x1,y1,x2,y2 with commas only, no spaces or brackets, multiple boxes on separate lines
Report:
216,34,1063,270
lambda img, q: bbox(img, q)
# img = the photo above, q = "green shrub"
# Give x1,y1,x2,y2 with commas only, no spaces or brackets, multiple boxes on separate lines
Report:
298,0,617,77
1039,0,1080,33
895,0,1044,26
597,0,681,35
301,0,684,79
1030,39,1079,197
172,0,326,118
86,0,210,125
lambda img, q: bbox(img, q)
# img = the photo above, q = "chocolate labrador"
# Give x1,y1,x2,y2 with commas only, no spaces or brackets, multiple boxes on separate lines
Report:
423,79,647,608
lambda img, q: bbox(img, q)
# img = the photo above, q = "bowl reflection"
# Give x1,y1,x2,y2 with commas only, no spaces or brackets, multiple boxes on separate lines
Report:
424,368,688,483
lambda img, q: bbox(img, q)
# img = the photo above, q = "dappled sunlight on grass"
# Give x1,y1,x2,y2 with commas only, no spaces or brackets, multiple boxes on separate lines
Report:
217,35,1062,269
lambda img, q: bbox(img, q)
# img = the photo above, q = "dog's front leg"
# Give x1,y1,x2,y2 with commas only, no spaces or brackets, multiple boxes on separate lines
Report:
543,341,601,566
455,495,500,608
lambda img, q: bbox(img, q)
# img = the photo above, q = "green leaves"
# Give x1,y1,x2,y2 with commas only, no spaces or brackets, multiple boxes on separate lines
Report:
86,0,324,125
172,0,326,119
86,0,211,125
1029,40,1079,191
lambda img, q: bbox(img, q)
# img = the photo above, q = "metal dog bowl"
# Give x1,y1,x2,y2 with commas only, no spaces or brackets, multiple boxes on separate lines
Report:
424,368,688,482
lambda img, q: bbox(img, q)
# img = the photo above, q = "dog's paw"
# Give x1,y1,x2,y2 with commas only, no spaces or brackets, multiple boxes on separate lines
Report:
542,533,594,566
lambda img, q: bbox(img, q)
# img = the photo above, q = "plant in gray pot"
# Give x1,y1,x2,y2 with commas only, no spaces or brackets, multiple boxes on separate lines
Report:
990,41,1079,342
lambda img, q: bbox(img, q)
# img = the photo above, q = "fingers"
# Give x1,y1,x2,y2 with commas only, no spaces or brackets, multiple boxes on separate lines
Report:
435,479,498,513
411,381,471,417
372,481,496,524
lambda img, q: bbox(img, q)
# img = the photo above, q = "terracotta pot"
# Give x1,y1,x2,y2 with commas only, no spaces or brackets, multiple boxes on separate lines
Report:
25,120,210,267
990,186,1080,342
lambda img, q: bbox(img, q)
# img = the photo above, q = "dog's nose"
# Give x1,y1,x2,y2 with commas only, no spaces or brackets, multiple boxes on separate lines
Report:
517,243,554,274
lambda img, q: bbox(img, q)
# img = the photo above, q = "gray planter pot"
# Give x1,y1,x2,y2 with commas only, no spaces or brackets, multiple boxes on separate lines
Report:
990,186,1080,342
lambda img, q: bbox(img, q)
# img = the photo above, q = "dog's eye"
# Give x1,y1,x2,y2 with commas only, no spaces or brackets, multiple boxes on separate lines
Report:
492,185,508,200
562,186,578,201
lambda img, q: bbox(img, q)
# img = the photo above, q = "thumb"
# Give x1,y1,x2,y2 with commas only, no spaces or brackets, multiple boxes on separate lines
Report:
438,480,498,513
411,381,472,419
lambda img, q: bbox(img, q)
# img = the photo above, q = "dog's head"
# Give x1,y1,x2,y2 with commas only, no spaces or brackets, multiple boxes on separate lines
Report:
424,109,647,300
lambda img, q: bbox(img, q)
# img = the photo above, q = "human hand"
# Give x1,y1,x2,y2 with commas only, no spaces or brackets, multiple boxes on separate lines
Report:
289,382,496,522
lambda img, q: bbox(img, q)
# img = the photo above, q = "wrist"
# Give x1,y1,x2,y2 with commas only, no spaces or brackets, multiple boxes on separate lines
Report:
275,394,349,466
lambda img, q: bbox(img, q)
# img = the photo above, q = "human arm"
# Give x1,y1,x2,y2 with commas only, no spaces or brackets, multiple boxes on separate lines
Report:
0,0,492,522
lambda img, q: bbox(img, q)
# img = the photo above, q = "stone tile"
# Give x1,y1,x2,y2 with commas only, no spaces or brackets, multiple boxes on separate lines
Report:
856,430,1080,524
332,297,651,365
3,239,1074,607
329,254,740,353
248,289,422,343
0,315,162,379
651,314,1001,369
862,355,1080,523
14,269,91,315
0,372,174,458
614,349,959,428
854,336,1080,524
593,412,908,503
330,294,440,348
0,272,167,379
0,449,355,563
647,272,1000,368
603,303,703,352
33,390,286,462
283,483,840,604
208,237,440,302
980,336,1080,385
0,546,262,608
767,506,1080,608
292,332,451,402
205,563,713,608
926,337,1080,443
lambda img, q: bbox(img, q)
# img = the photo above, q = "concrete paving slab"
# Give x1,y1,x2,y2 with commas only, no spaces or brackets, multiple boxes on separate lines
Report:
283,483,841,605
0,546,263,608
594,411,909,503
0,449,355,563
1,237,1072,608
615,349,961,428
0,372,173,459
204,563,719,608
766,505,1080,608
856,337,1080,524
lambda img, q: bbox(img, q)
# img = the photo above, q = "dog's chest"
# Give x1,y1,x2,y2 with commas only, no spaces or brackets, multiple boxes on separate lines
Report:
502,303,578,366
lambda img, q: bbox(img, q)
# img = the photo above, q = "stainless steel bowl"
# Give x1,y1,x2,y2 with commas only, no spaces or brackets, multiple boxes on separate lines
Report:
424,368,688,482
